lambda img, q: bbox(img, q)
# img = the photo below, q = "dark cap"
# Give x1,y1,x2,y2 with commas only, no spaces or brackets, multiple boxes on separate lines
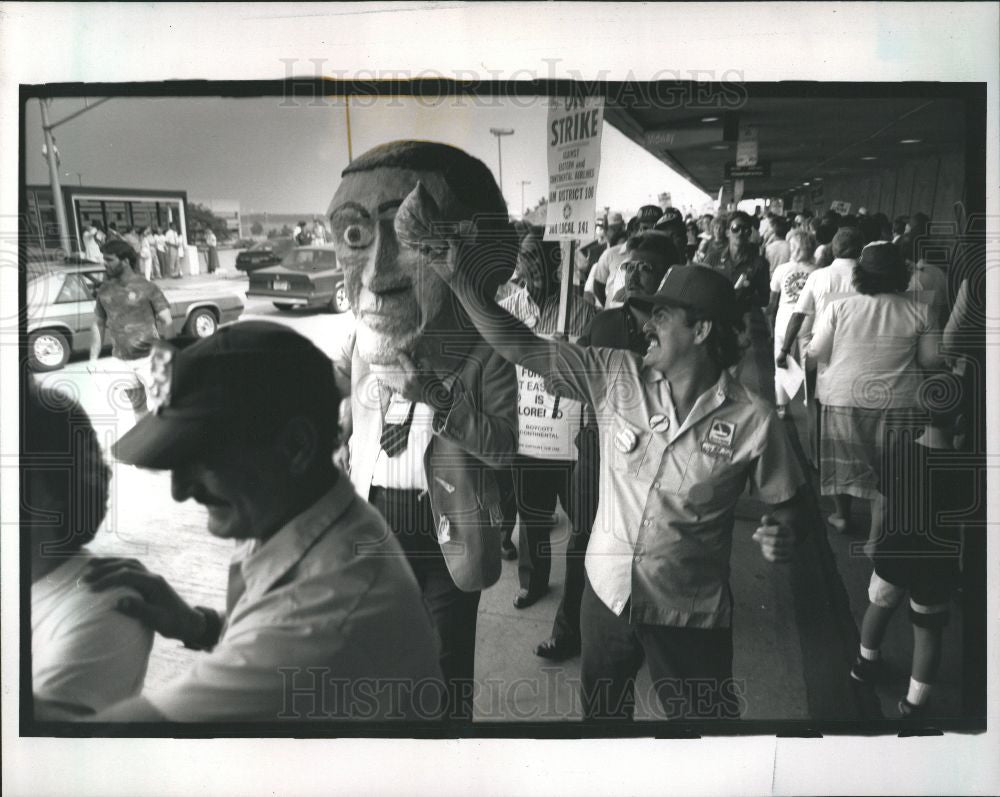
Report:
627,265,738,322
112,321,339,469
857,240,904,275
634,205,664,225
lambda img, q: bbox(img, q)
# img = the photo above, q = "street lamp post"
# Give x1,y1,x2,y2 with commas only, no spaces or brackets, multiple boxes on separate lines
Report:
39,97,112,255
38,100,72,254
519,180,531,217
489,127,514,198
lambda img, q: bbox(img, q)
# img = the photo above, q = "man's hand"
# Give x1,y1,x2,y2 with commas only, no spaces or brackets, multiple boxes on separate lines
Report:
752,514,796,562
82,558,204,644
775,350,789,369
389,353,452,410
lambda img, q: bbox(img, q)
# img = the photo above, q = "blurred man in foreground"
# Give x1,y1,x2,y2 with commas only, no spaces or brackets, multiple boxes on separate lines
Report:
84,322,442,722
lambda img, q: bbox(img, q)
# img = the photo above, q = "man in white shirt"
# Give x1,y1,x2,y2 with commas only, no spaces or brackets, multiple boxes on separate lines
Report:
84,322,443,722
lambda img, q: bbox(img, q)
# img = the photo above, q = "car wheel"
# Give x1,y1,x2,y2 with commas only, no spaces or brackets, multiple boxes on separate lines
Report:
273,302,295,311
29,329,70,371
186,308,218,338
331,282,351,314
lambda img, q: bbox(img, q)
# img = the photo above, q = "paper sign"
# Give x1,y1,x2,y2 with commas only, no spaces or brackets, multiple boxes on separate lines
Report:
515,364,583,459
545,96,605,241
736,124,759,166
830,200,852,215
776,355,805,403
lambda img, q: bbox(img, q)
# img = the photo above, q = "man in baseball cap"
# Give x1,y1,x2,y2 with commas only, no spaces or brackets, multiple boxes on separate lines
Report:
442,240,816,722
84,321,443,722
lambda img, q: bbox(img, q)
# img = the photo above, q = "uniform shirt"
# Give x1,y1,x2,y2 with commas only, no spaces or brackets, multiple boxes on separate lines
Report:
806,292,933,409
32,554,153,713
154,233,167,253
699,245,770,309
164,228,180,248
146,477,442,722
539,345,805,628
94,273,170,360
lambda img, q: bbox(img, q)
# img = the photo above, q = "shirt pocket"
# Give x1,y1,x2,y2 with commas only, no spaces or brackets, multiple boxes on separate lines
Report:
609,415,667,483
680,447,748,509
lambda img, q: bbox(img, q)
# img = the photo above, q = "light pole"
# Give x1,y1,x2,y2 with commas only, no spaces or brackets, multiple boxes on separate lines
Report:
519,180,531,217
489,127,514,198
39,97,111,254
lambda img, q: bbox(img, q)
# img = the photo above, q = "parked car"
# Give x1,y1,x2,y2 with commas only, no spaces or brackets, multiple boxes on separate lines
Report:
246,245,350,314
235,237,296,272
27,261,245,371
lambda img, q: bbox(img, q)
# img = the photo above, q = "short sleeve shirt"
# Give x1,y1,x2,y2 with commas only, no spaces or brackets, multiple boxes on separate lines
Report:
806,292,932,408
770,261,818,332
94,274,170,359
537,343,805,628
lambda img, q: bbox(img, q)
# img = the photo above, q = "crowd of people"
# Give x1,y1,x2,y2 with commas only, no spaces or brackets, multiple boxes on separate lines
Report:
82,218,188,280
28,141,977,726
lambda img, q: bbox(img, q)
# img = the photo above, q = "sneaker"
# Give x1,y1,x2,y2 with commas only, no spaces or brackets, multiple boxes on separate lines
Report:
849,654,884,684
898,698,929,718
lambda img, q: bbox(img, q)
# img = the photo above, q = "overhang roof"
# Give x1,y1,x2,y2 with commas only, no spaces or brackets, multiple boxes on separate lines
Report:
604,85,967,198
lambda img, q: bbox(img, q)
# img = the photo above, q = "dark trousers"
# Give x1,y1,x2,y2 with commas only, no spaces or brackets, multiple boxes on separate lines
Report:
580,577,740,722
370,486,480,722
511,454,577,593
548,423,600,642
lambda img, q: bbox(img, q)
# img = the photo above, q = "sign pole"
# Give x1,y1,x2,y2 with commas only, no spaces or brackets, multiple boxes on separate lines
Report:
556,239,575,339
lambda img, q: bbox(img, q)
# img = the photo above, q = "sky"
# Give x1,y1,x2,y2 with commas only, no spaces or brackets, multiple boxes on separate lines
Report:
24,94,711,219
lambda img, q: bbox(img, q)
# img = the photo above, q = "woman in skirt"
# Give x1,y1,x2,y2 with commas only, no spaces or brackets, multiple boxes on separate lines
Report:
805,240,943,549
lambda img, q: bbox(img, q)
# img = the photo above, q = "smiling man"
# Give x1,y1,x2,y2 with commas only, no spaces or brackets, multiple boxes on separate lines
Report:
82,322,442,722
328,141,518,722
438,239,815,721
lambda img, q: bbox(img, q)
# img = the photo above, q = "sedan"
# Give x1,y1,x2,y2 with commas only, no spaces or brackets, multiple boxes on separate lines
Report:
235,237,296,273
246,245,350,314
27,261,245,371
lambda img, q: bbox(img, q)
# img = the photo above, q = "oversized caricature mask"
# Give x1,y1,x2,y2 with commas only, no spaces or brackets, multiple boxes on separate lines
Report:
328,141,514,365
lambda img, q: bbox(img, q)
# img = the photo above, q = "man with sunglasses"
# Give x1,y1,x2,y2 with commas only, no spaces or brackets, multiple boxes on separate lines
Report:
700,210,771,312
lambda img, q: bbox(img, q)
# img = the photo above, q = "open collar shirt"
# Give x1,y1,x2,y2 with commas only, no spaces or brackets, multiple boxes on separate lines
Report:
537,344,805,628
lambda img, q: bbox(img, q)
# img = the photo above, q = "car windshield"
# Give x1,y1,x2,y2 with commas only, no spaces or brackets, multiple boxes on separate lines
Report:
281,249,338,272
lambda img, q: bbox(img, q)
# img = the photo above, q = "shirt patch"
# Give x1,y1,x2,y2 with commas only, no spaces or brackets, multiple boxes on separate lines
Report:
707,419,736,447
701,440,733,461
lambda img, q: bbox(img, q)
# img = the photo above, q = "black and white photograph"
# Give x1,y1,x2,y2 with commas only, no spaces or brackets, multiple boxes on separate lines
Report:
2,3,997,796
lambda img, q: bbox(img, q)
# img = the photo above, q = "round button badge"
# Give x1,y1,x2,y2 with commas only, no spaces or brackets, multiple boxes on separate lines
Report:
614,428,638,453
648,413,670,433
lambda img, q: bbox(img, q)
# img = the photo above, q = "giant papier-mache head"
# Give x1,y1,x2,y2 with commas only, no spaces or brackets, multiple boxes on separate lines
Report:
327,141,515,364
